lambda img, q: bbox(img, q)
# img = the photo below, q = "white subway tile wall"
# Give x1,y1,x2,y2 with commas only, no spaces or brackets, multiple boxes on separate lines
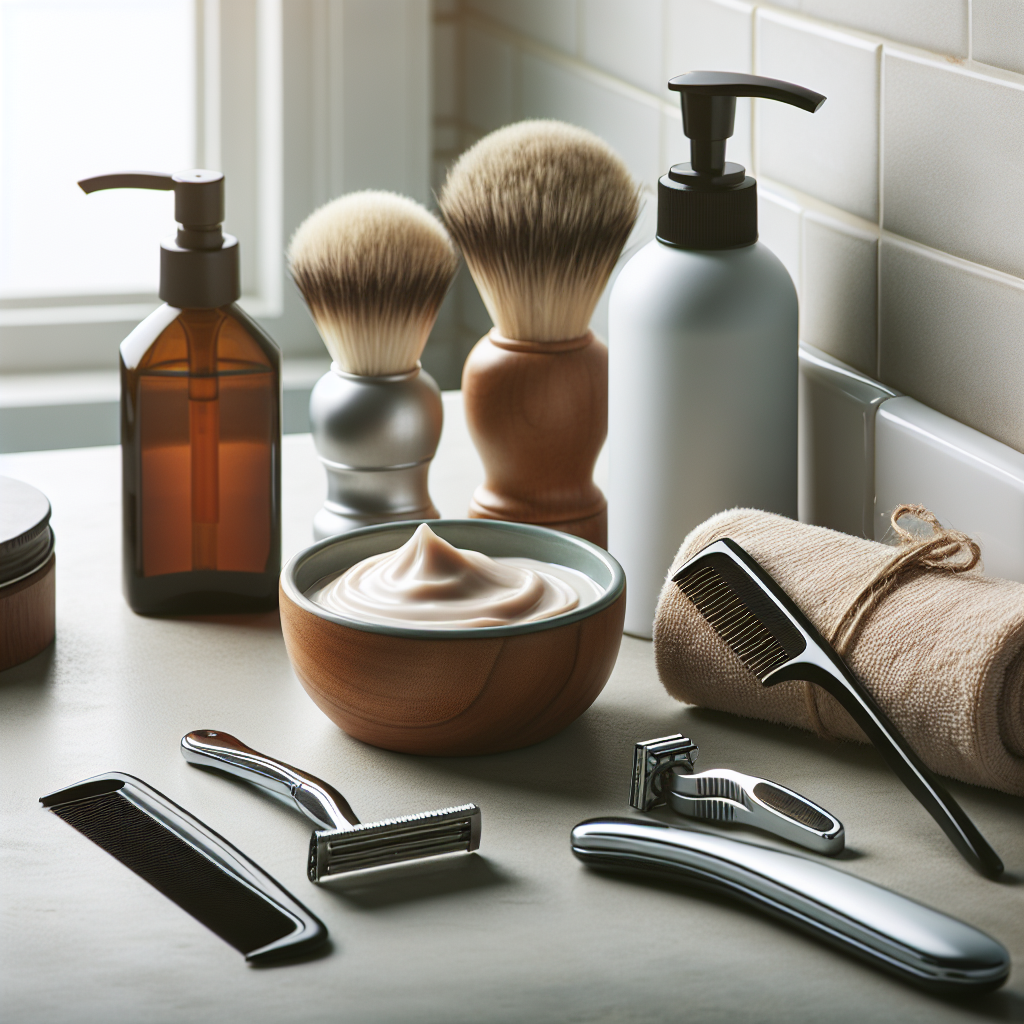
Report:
878,237,1024,452
801,212,878,377
972,0,1024,75
757,188,802,296
581,0,666,94
800,0,968,59
520,53,663,186
756,12,881,221
431,0,1024,454
882,52,1024,279
664,0,753,168
467,0,578,53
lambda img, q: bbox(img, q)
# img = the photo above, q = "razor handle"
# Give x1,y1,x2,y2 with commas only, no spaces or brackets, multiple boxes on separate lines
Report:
572,818,1010,994
181,730,359,831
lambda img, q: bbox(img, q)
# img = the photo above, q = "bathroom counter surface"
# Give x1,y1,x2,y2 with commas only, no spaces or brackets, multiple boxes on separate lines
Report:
1,393,1021,1024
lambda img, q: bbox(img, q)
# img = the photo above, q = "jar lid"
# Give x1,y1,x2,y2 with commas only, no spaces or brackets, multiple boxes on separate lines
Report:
0,476,54,587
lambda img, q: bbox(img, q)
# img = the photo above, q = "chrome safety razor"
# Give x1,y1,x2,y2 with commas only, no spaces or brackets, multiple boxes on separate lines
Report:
181,731,481,882
631,735,844,855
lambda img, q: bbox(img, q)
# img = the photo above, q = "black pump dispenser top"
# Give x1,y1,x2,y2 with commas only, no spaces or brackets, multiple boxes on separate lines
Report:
78,169,240,308
659,72,825,250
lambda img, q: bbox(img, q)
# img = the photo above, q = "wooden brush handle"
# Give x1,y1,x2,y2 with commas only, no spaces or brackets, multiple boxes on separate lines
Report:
462,329,607,546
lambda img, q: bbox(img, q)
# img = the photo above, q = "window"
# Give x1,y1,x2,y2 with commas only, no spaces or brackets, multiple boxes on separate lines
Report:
0,0,285,374
0,0,434,435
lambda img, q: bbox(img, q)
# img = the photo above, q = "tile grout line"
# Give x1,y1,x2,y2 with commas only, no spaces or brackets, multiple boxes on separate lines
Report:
751,4,760,178
877,42,886,381
462,8,673,114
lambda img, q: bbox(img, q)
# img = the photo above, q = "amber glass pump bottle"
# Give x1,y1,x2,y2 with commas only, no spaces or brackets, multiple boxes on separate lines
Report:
79,170,281,614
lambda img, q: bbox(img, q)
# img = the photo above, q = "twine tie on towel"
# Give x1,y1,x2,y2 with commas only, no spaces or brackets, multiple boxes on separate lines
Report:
804,504,982,739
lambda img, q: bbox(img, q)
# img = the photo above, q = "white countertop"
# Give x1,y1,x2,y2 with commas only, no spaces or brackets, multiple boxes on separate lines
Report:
1,393,1021,1024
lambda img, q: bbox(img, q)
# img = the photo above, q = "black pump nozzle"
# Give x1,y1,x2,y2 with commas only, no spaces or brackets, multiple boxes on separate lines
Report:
669,72,825,178
78,169,238,308
658,71,825,250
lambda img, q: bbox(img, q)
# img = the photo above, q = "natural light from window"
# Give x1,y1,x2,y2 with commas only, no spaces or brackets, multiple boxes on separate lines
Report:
0,0,194,301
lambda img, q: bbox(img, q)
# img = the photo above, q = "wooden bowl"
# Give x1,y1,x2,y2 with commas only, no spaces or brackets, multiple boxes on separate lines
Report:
279,519,625,755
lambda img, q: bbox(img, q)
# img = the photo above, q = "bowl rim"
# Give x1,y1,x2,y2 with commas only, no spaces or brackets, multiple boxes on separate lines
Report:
280,518,626,639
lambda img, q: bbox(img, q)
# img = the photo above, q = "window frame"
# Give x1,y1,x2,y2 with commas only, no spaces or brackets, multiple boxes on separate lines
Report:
0,0,432,378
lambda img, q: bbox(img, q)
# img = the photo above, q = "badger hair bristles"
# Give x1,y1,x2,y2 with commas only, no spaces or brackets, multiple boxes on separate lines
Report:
288,191,458,376
438,120,640,343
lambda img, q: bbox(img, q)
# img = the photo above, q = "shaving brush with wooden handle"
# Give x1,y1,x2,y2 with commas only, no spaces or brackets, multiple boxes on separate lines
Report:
438,121,639,547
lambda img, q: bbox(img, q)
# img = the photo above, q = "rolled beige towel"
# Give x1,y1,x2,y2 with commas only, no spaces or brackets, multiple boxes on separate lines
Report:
653,508,1024,796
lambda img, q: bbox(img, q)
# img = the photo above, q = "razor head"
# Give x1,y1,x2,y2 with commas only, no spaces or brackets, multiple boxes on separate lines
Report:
310,803,481,881
630,735,699,811
672,540,806,682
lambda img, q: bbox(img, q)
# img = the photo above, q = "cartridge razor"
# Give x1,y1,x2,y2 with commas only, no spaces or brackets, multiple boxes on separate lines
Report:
631,734,844,855
181,731,481,882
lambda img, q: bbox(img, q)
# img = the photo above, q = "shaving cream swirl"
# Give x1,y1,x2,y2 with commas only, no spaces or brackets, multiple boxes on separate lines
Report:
310,523,588,629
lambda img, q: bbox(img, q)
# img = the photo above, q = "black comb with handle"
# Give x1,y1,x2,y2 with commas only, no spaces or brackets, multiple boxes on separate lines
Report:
40,773,329,962
672,538,1003,879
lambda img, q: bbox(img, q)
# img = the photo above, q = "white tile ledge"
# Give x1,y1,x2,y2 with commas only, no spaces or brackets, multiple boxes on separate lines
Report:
875,396,1024,582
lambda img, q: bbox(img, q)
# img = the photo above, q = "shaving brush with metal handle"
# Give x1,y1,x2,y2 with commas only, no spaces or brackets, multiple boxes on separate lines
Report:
308,365,441,539
440,120,639,548
289,191,457,540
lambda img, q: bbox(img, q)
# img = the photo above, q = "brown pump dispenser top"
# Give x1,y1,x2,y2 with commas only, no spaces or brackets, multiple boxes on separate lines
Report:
78,170,240,308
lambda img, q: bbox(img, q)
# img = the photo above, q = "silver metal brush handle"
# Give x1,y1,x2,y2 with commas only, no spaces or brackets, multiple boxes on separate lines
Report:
667,768,844,854
181,730,359,831
309,365,443,540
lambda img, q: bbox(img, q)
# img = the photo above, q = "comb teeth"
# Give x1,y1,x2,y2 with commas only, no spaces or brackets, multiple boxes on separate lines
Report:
316,804,481,877
675,563,790,680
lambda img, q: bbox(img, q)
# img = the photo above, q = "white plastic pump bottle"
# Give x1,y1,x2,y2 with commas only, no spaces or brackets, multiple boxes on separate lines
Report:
608,72,826,637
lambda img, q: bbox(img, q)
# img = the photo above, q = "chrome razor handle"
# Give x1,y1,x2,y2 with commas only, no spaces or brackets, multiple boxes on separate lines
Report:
181,730,359,831
668,769,844,855
630,735,843,855
571,818,1010,994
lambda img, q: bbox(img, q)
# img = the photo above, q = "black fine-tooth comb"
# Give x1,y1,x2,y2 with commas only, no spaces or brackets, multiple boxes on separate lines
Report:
40,773,328,962
672,538,1003,879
